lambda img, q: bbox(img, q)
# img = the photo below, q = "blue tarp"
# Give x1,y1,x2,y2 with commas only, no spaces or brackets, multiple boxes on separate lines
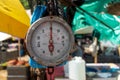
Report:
29,5,46,68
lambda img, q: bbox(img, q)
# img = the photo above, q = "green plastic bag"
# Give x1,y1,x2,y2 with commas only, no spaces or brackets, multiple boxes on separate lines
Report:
84,12,120,44
81,0,112,12
72,0,112,33
72,0,120,44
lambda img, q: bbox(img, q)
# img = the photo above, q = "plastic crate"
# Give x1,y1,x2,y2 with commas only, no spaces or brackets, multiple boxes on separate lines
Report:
7,66,30,80
0,50,19,63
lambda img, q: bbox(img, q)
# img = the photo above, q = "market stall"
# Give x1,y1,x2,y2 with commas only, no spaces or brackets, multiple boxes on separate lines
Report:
1,0,120,80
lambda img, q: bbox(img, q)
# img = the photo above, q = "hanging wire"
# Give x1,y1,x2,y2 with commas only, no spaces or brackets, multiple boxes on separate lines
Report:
76,7,115,32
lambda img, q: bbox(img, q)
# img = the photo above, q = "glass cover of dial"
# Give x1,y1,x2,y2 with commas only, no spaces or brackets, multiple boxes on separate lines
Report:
31,21,70,61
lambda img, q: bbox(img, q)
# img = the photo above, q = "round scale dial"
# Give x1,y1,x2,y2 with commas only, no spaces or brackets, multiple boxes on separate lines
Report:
26,16,74,66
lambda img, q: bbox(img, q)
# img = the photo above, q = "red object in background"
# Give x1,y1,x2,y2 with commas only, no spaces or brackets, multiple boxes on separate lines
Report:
46,66,64,80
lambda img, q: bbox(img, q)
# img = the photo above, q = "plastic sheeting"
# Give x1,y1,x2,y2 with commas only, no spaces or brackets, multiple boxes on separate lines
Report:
72,0,120,44
85,13,120,44
72,0,112,33
0,0,30,38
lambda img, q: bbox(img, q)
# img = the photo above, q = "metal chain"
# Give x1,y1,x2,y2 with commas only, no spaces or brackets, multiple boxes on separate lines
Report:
47,0,64,17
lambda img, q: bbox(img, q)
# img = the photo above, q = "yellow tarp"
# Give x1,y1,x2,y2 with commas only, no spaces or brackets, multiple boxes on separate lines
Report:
0,0,30,39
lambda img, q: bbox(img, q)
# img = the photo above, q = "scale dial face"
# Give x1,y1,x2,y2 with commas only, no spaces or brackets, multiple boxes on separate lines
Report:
26,16,74,66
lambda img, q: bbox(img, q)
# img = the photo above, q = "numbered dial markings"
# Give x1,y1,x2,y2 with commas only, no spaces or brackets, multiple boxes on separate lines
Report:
31,21,70,58
26,16,74,66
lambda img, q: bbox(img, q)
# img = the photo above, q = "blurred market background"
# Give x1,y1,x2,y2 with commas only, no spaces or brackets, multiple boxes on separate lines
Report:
1,0,120,80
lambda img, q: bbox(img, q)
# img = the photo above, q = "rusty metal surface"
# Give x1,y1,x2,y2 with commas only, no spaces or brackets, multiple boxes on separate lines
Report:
7,75,27,80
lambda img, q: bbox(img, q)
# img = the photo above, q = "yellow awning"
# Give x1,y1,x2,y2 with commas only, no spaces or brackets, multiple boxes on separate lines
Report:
0,0,30,39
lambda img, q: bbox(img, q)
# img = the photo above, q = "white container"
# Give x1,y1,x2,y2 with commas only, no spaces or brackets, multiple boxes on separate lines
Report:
68,57,86,80
64,62,69,78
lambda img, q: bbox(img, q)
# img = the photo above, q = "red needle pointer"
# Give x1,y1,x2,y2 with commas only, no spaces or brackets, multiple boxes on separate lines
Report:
48,22,54,55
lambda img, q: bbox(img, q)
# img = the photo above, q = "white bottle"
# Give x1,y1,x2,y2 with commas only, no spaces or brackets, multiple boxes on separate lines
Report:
68,57,86,80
